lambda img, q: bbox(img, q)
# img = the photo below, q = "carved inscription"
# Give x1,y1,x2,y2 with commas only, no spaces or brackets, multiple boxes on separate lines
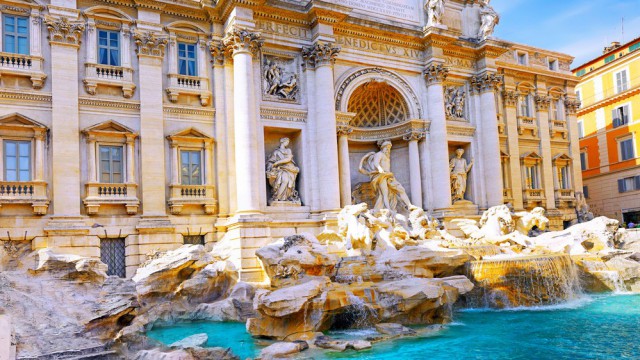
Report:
256,20,311,40
326,0,420,23
335,36,423,60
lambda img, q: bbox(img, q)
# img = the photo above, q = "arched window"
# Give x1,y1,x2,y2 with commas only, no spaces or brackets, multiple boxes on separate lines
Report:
347,81,409,128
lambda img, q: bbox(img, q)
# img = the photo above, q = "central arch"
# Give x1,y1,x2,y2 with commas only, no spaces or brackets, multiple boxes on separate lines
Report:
347,81,409,128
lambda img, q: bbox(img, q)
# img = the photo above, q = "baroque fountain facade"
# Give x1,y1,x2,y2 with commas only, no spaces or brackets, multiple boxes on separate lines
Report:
1,0,639,359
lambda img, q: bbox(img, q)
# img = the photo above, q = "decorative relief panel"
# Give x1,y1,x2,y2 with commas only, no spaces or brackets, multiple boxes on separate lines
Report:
262,54,300,103
444,86,466,121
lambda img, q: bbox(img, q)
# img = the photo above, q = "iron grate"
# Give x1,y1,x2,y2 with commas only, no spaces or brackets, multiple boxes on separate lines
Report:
100,238,126,278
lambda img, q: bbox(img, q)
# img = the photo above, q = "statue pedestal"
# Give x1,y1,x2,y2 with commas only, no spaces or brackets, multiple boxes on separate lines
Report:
269,200,302,207
266,204,310,220
423,24,448,34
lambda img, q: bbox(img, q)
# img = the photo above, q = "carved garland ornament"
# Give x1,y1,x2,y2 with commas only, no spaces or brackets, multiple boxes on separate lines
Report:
223,28,263,56
424,64,449,85
301,42,340,69
134,31,168,57
45,16,85,45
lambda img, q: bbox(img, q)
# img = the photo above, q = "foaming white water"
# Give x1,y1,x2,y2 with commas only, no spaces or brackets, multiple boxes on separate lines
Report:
461,295,595,313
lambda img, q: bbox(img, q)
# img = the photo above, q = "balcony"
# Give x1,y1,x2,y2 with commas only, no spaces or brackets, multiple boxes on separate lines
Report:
549,120,568,139
0,52,47,89
168,184,217,215
497,114,506,134
83,63,135,98
0,181,49,215
83,183,139,215
502,188,513,203
517,116,538,137
165,74,211,106
555,189,575,208
523,188,545,208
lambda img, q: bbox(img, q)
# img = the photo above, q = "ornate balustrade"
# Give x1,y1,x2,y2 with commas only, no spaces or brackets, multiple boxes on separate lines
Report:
555,189,575,208
0,181,49,215
0,52,46,89
517,116,538,137
168,184,216,215
166,74,211,106
83,63,135,98
502,188,513,203
549,120,568,139
523,188,545,208
84,182,139,215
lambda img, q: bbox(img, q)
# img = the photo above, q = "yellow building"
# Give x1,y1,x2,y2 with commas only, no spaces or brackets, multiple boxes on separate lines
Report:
574,38,640,224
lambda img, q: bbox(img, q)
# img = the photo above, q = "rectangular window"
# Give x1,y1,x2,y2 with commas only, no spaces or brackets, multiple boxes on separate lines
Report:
180,150,201,185
99,145,123,183
580,152,587,171
100,238,126,278
526,165,539,189
576,69,586,77
631,42,640,52
559,166,570,189
615,70,629,93
4,140,31,181
517,53,527,65
618,177,638,193
183,235,205,245
97,30,120,66
604,54,616,64
619,138,635,161
520,95,532,117
178,42,197,76
3,15,29,55
578,121,584,139
583,186,589,199
612,105,630,128
548,59,557,71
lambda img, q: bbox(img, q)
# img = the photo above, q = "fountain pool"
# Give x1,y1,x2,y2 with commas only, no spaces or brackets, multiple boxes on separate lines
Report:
147,294,640,359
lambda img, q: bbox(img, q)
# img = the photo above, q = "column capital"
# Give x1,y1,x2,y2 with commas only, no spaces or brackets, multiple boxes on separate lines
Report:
44,16,85,47
302,42,340,69
134,31,168,58
534,94,551,112
223,28,263,57
471,72,503,94
502,90,519,108
423,63,449,85
564,97,581,115
209,40,231,66
403,130,426,142
336,124,353,136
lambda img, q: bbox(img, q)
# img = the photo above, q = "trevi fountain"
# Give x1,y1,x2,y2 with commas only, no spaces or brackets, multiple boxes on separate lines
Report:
1,0,640,359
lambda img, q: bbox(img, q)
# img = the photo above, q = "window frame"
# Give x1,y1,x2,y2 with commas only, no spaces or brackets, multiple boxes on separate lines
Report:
97,29,121,66
177,42,198,77
179,148,203,185
3,138,32,182
516,51,528,66
614,68,629,94
618,136,636,162
580,151,588,171
3,14,30,55
98,144,125,183
612,103,631,128
547,58,558,71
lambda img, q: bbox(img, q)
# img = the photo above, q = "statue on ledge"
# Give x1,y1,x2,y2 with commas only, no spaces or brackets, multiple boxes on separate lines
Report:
449,148,474,203
425,0,446,26
359,140,413,212
266,137,300,204
477,0,499,41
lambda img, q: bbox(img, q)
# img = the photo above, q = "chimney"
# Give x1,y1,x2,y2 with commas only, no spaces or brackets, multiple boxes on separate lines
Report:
603,41,621,54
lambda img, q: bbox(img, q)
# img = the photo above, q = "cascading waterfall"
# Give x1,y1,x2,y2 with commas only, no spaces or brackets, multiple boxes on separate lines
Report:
465,254,583,308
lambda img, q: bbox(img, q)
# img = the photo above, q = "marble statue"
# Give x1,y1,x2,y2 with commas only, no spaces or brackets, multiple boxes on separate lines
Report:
445,87,466,120
359,140,413,212
575,192,595,223
263,58,300,101
425,0,446,26
477,0,499,41
449,148,474,203
266,137,300,204
514,207,549,235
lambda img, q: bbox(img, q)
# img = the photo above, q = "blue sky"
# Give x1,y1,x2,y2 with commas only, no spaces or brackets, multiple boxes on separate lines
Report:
492,0,640,68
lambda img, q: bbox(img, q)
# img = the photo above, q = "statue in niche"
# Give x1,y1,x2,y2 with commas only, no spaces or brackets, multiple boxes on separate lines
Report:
359,140,413,212
263,57,299,101
266,137,300,204
477,0,499,41
445,86,466,120
449,148,474,203
425,0,446,26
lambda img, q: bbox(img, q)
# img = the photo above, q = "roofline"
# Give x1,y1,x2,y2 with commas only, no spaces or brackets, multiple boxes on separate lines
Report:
572,35,640,72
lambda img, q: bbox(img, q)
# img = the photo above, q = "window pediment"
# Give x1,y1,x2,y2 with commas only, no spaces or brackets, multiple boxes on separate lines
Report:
167,127,214,147
84,6,134,26
552,153,572,165
0,113,46,137
83,120,137,143
521,151,542,165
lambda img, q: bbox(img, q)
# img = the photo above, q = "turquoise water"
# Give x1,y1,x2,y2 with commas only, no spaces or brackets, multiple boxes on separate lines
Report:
147,294,640,360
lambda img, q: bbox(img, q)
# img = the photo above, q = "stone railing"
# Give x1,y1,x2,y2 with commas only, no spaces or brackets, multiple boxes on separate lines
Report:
0,52,46,89
555,189,575,208
84,63,135,98
166,73,211,106
84,182,139,215
549,120,568,139
502,188,513,203
523,188,545,208
517,116,538,137
0,181,49,215
497,114,506,134
168,184,217,215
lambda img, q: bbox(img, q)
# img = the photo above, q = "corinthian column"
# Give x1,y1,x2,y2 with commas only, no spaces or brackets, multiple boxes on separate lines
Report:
535,94,556,210
472,72,504,207
404,130,424,208
424,63,451,211
503,90,524,210
302,43,341,214
134,31,169,216
565,98,583,193
223,28,263,215
210,42,230,216
45,15,84,216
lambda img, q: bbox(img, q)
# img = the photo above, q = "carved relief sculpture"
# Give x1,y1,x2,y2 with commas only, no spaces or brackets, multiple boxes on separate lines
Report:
358,140,413,212
425,0,446,26
266,137,301,205
445,86,466,120
477,0,499,41
450,148,474,203
262,55,300,102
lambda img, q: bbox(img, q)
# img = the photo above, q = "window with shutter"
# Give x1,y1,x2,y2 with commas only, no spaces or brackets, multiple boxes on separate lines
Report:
3,15,29,55
619,179,626,193
619,138,635,161
615,70,629,93
635,176,640,191
583,186,589,199
580,152,587,171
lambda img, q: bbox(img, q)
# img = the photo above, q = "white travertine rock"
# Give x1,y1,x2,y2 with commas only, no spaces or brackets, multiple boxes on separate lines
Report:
169,333,208,349
259,341,308,360
175,261,238,303
34,248,108,282
255,278,329,318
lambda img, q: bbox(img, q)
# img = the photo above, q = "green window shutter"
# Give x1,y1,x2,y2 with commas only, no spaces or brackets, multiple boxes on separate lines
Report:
604,54,616,64
630,42,640,52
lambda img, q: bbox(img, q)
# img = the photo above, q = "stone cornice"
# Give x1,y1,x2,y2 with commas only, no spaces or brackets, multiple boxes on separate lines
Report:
79,97,140,110
0,90,51,103
134,30,168,58
347,118,430,143
223,28,263,57
424,63,449,85
301,42,340,69
164,105,216,116
334,24,423,50
44,16,85,47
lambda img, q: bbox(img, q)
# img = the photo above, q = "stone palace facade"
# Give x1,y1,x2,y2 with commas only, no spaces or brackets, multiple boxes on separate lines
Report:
0,0,582,280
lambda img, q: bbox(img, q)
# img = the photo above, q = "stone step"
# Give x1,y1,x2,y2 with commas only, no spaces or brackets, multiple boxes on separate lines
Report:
17,345,115,360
